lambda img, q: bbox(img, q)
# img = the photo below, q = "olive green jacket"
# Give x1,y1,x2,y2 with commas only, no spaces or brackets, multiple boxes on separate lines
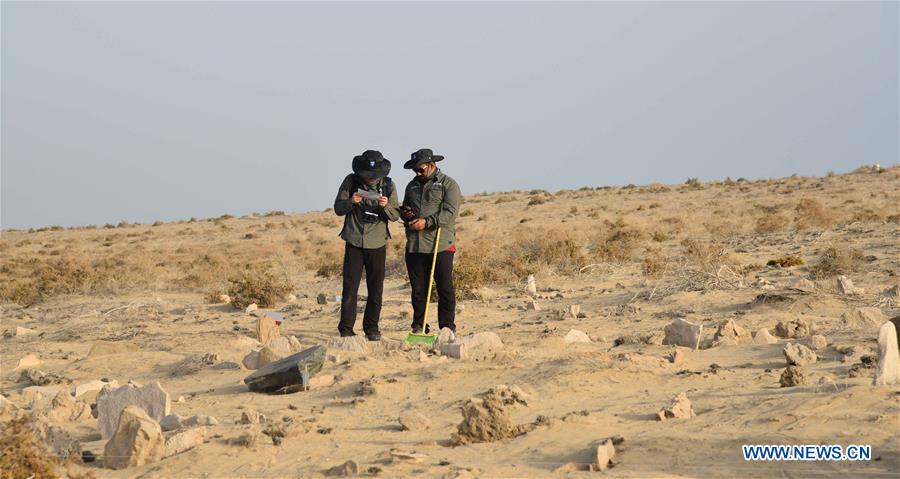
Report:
402,169,461,254
333,174,400,249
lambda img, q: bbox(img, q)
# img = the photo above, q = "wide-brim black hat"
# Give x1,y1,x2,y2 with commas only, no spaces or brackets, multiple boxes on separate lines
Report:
352,150,391,180
403,148,445,170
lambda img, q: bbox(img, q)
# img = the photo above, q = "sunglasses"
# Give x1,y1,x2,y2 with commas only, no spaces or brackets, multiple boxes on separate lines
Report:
414,167,427,174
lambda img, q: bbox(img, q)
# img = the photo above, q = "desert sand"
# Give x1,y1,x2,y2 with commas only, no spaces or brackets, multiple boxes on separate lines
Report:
1,165,898,478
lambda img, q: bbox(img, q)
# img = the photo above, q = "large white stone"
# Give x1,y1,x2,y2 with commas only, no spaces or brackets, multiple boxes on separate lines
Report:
97,382,171,439
75,380,119,398
563,329,591,345
455,332,504,352
663,318,702,350
15,353,41,370
103,406,165,469
874,321,900,386
327,336,369,353
164,426,206,458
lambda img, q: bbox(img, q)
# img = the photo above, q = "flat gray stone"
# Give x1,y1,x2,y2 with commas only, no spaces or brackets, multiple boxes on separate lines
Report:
663,318,702,350
244,345,327,393
326,336,369,353
97,382,171,439
164,426,206,458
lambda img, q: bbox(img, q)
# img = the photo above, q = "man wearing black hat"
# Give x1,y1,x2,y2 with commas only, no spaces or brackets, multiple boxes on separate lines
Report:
400,148,462,333
333,150,400,340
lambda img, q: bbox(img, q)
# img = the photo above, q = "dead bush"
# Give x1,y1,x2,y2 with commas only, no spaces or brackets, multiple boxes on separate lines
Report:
794,198,834,229
226,265,292,308
0,415,59,479
755,214,790,233
641,249,667,277
527,196,547,206
810,245,863,279
589,226,646,263
767,255,804,267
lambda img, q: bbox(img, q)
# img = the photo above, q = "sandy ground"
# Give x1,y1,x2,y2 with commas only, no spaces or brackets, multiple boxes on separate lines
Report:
1,167,899,478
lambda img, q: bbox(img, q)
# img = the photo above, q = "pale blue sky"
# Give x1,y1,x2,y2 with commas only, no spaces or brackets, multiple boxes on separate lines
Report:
2,1,897,229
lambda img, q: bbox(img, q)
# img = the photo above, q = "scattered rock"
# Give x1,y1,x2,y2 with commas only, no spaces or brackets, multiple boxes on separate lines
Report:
14,326,38,338
30,416,82,459
663,318,703,349
440,342,468,360
217,294,231,304
563,329,591,345
97,382,171,439
242,351,260,370
841,307,888,330
240,409,266,425
159,413,184,432
244,345,327,393
787,277,817,293
327,336,369,353
433,327,457,351
874,319,900,386
449,388,531,445
526,299,540,311
669,349,685,366
256,314,280,344
245,303,258,313
229,429,259,447
103,406,165,470
805,334,828,351
714,319,751,344
566,305,581,319
15,353,41,370
455,332,504,352
848,355,877,377
780,366,807,387
19,369,67,387
75,380,119,398
164,426,206,457
837,275,863,295
326,460,358,476
783,343,818,367
526,275,537,295
656,392,695,421
317,293,328,305
753,328,778,345
390,449,428,464
398,410,432,431
774,318,812,339
211,361,241,370
596,438,616,471
183,415,218,427
257,347,285,369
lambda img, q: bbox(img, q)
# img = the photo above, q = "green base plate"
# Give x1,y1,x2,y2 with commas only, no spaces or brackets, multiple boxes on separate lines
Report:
405,332,438,346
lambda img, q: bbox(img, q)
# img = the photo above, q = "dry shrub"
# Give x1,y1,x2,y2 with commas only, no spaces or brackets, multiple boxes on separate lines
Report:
460,209,474,217
849,209,884,223
0,415,59,479
314,253,343,279
794,198,834,229
810,245,863,279
767,255,804,267
641,248,667,277
755,214,790,233
589,225,646,263
0,256,151,306
226,264,292,308
527,196,547,206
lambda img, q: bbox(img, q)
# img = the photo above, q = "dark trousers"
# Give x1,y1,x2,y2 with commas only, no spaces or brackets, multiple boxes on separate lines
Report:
406,251,456,332
338,243,385,336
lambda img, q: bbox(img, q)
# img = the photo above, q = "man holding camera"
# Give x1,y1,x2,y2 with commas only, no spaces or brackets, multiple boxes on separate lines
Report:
400,148,461,334
333,150,400,340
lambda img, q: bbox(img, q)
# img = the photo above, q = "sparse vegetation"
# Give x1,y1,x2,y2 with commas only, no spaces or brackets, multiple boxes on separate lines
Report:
767,255,804,267
225,264,292,308
794,198,834,229
810,245,863,279
0,415,60,479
